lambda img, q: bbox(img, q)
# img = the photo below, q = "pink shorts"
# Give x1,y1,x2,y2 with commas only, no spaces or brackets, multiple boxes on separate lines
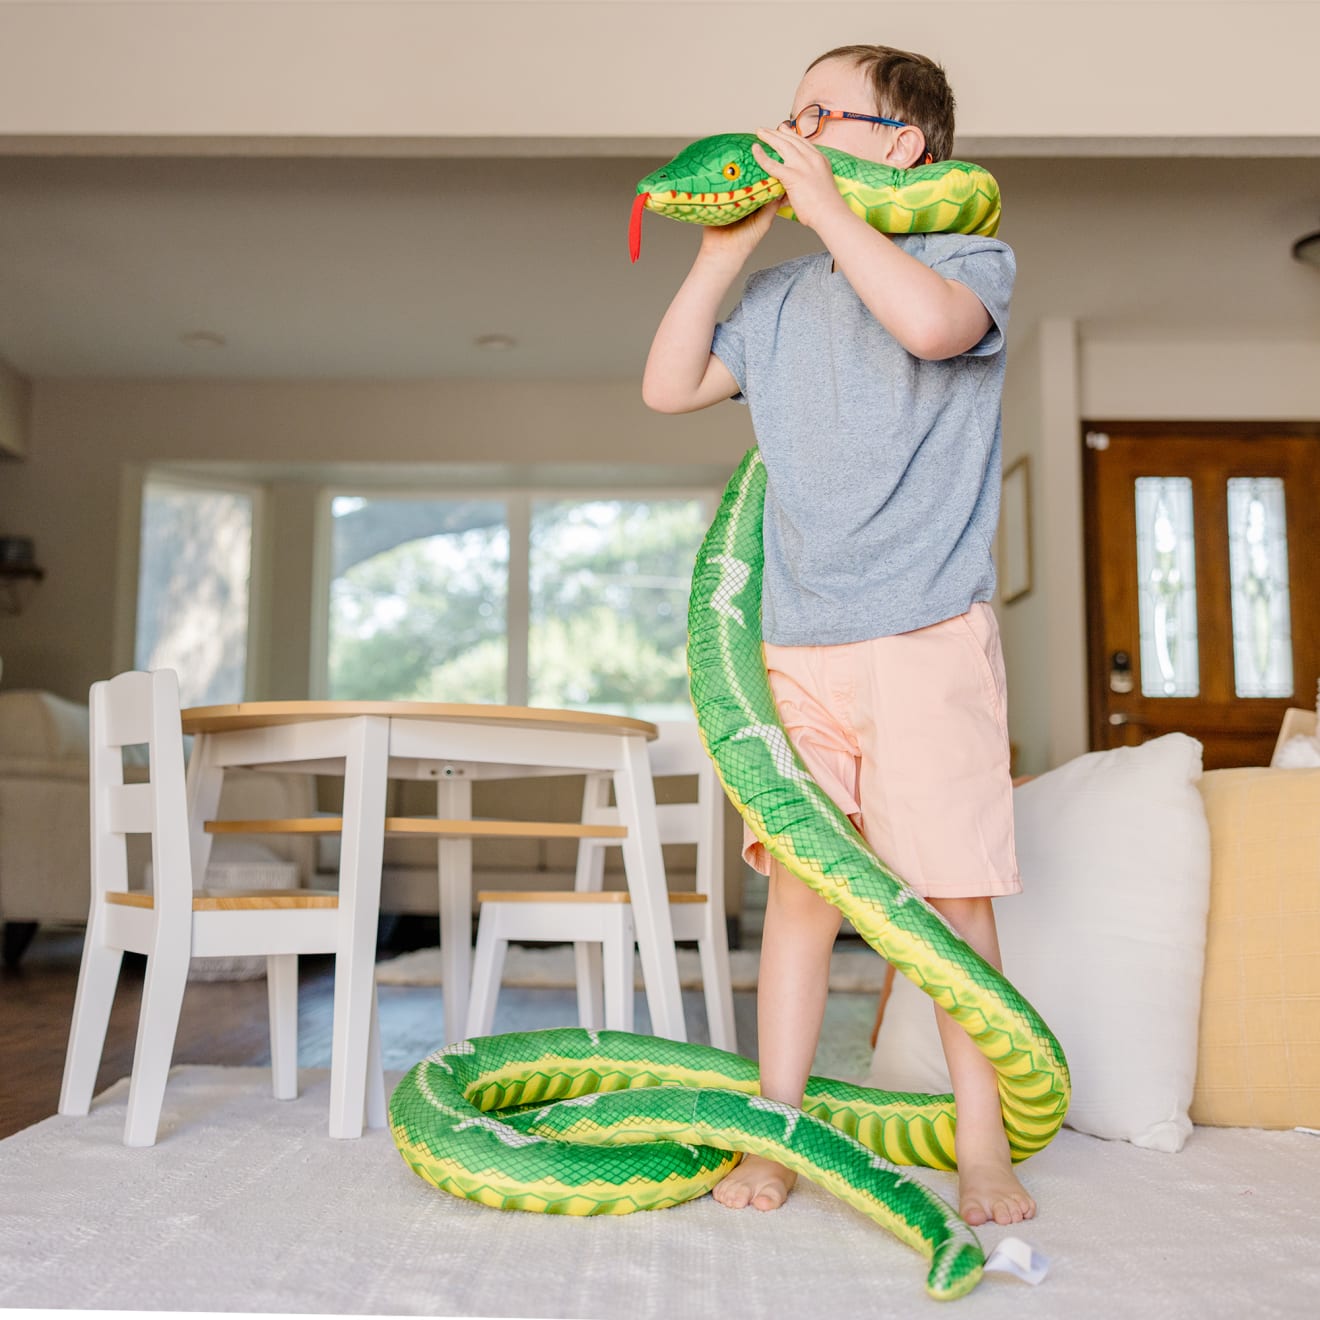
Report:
743,603,1022,899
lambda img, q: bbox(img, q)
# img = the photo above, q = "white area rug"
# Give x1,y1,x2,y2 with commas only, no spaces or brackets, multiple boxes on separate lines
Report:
3,1066,1319,1318
376,943,890,992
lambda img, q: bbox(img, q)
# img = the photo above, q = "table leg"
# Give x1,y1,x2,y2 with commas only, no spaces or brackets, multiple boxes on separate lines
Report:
437,778,473,1044
328,715,389,1139
614,734,687,1041
184,733,224,887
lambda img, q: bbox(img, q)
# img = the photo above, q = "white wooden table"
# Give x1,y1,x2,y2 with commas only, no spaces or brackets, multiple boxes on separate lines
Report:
180,700,683,1138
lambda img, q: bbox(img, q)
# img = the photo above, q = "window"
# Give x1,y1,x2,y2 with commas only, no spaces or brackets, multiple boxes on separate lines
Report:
529,498,709,719
328,496,510,702
326,489,711,718
1226,477,1293,699
134,477,256,707
1133,476,1199,698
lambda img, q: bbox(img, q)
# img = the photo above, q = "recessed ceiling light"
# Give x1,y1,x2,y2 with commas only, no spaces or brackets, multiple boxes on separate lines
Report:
179,330,227,350
474,333,516,352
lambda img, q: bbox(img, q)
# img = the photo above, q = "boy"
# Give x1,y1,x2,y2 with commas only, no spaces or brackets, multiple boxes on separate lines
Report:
642,44,1034,1228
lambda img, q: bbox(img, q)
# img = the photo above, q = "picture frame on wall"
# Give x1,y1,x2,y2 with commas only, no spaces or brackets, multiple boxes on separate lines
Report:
998,455,1033,604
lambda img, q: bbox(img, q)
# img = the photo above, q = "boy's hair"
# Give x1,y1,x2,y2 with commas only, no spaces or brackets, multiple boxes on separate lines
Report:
806,45,956,163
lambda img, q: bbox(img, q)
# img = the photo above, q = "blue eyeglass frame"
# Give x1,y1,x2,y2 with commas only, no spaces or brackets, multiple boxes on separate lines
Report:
784,104,908,139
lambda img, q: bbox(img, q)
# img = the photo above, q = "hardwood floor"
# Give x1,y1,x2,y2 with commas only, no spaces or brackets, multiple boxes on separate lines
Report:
0,926,462,1141
0,925,758,1142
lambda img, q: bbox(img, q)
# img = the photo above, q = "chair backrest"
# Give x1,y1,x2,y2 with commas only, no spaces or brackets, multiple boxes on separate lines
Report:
89,669,192,917
649,722,724,900
578,721,725,899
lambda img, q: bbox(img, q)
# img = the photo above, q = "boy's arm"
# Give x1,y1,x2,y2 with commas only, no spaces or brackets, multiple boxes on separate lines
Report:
641,208,775,413
750,128,992,362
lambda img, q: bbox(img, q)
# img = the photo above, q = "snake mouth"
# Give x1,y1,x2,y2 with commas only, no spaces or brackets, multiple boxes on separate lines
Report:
646,178,781,220
629,179,783,261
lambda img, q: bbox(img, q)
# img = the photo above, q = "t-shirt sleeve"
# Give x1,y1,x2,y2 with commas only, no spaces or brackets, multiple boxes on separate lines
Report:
711,293,749,404
929,237,1016,358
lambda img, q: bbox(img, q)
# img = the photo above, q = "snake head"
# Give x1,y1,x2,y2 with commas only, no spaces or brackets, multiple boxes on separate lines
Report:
630,132,784,261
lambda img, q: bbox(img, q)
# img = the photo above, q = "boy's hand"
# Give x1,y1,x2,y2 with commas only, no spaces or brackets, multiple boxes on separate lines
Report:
697,201,776,267
751,127,846,233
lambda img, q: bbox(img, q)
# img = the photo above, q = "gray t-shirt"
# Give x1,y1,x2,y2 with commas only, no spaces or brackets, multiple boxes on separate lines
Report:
711,233,1015,645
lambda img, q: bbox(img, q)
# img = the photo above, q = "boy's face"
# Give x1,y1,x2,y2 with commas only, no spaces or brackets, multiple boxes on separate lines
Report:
788,57,915,166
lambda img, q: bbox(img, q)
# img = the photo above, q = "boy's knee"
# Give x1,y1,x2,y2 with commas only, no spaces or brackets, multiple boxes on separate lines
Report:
928,895,1002,965
928,895,992,926
767,864,840,918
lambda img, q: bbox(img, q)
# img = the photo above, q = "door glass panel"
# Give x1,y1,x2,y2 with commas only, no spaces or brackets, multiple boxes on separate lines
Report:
1227,477,1294,698
136,480,253,706
328,497,509,700
1134,477,1200,697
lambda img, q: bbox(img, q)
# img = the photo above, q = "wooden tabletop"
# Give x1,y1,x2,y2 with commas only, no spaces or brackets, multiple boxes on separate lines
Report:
180,699,659,739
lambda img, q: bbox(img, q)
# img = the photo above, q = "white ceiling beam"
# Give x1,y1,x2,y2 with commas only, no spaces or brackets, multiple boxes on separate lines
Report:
0,3,1316,151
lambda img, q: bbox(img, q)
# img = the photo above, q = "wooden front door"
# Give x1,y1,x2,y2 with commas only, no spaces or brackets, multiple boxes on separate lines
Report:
1083,422,1320,770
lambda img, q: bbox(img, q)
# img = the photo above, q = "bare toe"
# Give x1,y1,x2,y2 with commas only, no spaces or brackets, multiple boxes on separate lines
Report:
958,1161,1035,1229
712,1155,796,1213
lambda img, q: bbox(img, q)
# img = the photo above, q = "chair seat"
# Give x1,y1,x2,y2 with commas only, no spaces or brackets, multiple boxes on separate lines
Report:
206,817,628,840
476,890,707,905
105,888,340,911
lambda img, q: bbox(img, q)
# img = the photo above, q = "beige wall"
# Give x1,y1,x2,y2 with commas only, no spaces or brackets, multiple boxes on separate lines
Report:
1,3,1316,148
12,328,1319,771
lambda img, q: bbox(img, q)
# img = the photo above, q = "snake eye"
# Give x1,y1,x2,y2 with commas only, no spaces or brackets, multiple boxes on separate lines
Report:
722,161,741,181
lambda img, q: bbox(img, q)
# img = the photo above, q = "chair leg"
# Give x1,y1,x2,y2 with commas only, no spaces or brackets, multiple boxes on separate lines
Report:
267,954,299,1101
122,939,191,1147
601,910,635,1033
697,919,738,1053
573,810,609,1028
466,913,508,1038
574,941,605,1030
2,921,38,969
365,981,387,1130
58,933,124,1116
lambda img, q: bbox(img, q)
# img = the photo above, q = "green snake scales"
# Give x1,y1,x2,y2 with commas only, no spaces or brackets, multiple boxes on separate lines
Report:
390,135,1069,1303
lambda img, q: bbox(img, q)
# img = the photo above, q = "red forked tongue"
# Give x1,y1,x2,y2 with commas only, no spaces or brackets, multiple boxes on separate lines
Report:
629,192,649,263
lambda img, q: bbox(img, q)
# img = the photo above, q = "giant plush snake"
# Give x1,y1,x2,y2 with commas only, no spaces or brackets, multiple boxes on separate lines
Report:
389,138,1068,1303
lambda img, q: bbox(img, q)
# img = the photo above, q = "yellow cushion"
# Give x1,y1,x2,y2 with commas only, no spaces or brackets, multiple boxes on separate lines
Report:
1193,767,1320,1128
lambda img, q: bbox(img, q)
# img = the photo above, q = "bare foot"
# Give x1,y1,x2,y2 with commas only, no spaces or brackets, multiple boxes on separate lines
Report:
711,1154,797,1211
957,1156,1037,1227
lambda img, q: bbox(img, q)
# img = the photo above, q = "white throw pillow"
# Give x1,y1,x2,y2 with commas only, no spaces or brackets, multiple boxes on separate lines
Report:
867,732,1211,1152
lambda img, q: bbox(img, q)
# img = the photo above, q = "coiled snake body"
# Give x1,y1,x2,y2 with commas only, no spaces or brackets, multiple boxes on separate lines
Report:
391,142,1069,1303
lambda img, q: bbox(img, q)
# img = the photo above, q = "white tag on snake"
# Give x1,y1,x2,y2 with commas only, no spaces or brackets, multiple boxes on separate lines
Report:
982,1237,1050,1285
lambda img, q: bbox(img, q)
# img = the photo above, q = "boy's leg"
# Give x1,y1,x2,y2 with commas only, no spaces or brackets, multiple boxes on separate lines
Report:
712,856,842,1211
927,895,1036,1227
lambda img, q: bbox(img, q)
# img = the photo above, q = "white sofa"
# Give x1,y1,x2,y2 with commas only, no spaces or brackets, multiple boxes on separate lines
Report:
0,689,317,963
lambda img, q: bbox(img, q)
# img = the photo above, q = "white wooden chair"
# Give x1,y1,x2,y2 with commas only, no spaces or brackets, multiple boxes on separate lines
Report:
58,669,384,1147
466,721,736,1049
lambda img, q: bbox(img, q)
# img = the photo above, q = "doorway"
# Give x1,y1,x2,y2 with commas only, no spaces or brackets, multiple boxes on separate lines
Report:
1083,422,1320,769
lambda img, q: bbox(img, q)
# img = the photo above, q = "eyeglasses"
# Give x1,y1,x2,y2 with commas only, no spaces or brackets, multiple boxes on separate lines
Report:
782,104,908,140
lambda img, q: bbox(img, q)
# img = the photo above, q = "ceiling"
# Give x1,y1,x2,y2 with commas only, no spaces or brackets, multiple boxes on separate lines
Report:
0,152,1317,381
